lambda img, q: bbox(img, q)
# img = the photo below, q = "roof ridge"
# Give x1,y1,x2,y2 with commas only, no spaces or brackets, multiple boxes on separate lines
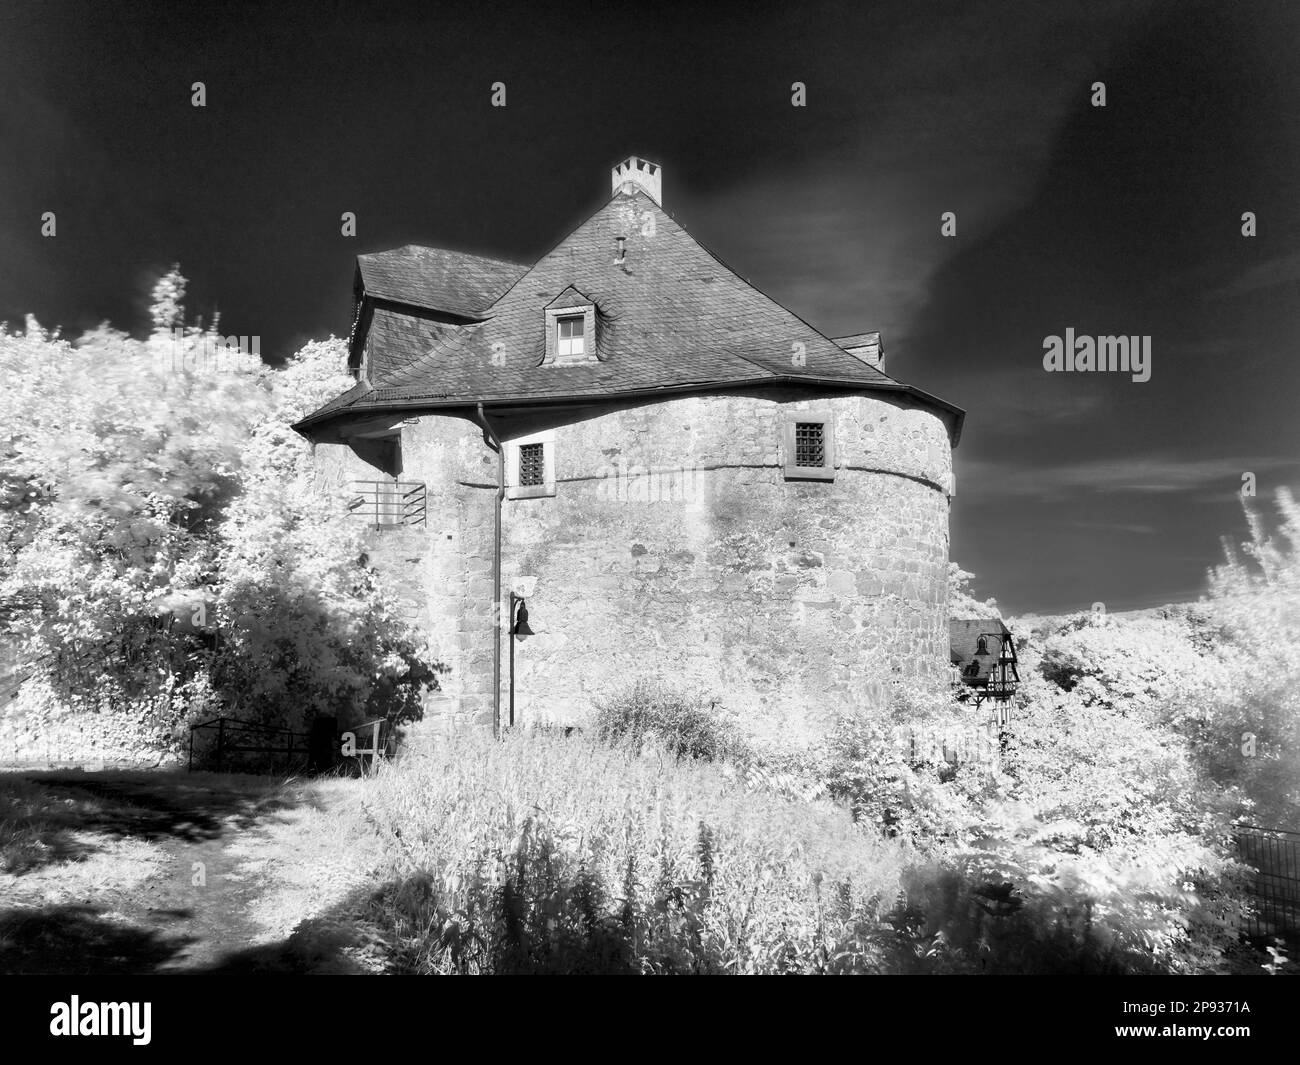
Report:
362,243,531,269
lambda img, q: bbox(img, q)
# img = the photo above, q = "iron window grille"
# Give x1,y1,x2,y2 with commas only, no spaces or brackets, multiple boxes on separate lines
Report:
783,413,834,481
794,423,826,467
519,443,546,487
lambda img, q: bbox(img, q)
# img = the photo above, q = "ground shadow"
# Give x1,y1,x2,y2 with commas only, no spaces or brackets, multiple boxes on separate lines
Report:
0,768,337,974
0,904,195,975
0,768,313,875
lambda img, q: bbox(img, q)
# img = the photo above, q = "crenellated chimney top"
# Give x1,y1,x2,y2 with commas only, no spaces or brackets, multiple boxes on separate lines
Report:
611,156,662,205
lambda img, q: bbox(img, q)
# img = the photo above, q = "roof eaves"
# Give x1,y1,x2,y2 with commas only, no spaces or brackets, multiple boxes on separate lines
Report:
292,372,966,439
366,295,489,323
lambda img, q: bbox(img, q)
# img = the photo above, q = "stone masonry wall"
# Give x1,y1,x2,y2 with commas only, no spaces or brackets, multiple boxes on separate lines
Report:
328,386,957,745
312,386,953,743
313,421,498,731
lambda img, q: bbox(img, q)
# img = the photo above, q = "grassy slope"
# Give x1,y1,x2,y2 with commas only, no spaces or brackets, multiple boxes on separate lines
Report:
2,732,1290,975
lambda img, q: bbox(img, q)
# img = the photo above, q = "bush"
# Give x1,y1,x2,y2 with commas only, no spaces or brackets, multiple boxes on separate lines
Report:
1036,612,1217,714
948,562,1000,620
818,681,991,843
806,678,1248,973
0,280,442,760
0,298,265,759
887,834,1248,975
593,677,741,762
1199,489,1300,824
999,678,1240,851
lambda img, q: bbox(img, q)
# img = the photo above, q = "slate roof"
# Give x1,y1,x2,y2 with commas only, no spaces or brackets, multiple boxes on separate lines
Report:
950,618,1012,684
356,245,528,318
297,190,964,436
364,306,468,381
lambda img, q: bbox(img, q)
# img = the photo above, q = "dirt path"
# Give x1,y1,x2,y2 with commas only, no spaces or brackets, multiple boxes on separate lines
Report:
123,804,287,972
0,771,368,974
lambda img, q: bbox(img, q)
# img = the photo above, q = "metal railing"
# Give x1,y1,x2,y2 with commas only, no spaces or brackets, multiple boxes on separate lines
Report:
339,717,397,776
1236,824,1300,939
346,480,426,526
188,716,311,774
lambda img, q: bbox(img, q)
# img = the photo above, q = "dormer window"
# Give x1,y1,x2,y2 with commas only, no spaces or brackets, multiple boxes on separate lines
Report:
543,286,600,366
557,315,585,358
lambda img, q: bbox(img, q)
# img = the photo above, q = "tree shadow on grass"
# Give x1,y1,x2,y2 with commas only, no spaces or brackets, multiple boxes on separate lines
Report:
0,768,358,974
0,769,308,874
0,904,195,975
196,873,656,975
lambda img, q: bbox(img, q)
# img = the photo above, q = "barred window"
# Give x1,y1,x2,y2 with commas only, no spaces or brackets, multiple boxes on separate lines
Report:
519,443,546,487
794,423,825,467
783,413,833,481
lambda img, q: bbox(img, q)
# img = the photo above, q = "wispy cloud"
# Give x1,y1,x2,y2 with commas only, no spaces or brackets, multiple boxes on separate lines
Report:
1065,520,1158,534
1209,250,1300,300
958,454,1297,500
948,369,1109,429
689,1,1152,341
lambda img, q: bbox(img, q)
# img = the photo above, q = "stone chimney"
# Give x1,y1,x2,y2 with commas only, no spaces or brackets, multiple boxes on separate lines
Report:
611,156,662,205
833,332,885,371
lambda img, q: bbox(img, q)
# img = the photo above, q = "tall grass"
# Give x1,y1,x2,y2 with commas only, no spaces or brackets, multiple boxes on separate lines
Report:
592,677,741,762
356,728,910,973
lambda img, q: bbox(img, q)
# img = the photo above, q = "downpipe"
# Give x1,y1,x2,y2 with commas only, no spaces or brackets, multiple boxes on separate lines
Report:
474,403,504,739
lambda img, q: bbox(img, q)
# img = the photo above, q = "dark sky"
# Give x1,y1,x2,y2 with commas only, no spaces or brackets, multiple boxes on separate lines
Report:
3,0,1298,614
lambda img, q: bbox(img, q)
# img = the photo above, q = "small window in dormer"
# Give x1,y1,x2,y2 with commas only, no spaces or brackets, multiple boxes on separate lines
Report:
557,316,585,358
519,442,546,487
544,288,599,366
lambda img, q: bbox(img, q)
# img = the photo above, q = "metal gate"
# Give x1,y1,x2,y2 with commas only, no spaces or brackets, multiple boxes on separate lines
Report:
1235,824,1300,939
187,716,310,774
